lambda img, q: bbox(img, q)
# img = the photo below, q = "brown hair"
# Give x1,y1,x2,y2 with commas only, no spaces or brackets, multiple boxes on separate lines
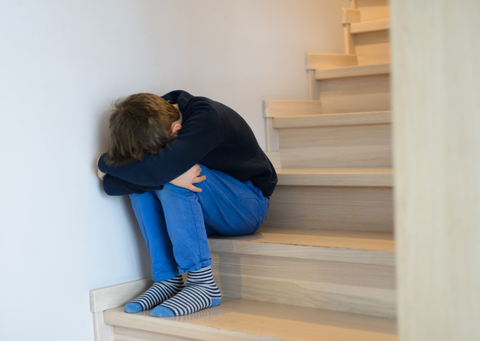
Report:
103,93,180,167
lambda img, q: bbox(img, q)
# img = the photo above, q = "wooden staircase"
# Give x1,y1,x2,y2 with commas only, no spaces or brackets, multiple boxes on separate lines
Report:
91,1,396,340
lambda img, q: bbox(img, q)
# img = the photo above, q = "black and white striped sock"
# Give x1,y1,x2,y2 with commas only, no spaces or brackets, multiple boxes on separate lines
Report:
124,274,185,313
150,265,222,317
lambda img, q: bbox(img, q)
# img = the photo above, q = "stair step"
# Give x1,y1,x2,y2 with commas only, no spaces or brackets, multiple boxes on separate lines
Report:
316,63,390,80
276,168,393,187
277,115,392,168
106,298,397,341
209,226,394,265
208,227,396,317
356,0,389,22
305,53,358,71
263,100,323,118
351,19,390,34
273,111,391,129
265,184,393,233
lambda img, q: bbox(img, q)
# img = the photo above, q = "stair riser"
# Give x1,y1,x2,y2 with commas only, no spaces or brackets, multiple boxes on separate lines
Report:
211,253,396,318
264,186,394,233
355,30,390,66
357,0,389,21
277,123,392,168
316,74,390,114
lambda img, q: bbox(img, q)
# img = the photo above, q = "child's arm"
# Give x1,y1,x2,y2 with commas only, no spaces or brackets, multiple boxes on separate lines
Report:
101,174,165,196
98,164,206,196
98,102,226,189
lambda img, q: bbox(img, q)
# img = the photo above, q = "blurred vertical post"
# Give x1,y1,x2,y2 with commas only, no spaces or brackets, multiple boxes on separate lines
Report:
392,0,480,340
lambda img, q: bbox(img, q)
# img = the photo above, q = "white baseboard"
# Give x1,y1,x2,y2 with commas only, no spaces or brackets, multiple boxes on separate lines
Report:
90,278,153,341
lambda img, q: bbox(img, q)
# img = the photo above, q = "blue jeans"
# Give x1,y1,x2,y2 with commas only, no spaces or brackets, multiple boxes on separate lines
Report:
129,164,270,282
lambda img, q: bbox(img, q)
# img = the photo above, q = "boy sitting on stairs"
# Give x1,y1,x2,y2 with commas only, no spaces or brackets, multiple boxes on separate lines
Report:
96,90,277,317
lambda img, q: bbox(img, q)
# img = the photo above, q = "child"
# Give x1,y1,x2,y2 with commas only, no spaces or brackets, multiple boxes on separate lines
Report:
97,90,277,317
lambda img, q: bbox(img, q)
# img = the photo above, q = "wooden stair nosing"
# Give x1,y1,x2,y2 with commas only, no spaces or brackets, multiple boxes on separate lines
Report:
272,111,391,129
105,298,398,341
275,168,393,187
315,63,390,80
263,100,323,118
208,228,395,266
351,19,390,34
104,306,283,341
305,53,358,71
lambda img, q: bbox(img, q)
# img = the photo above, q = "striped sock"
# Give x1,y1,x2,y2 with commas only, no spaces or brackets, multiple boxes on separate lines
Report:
150,265,221,317
124,274,185,313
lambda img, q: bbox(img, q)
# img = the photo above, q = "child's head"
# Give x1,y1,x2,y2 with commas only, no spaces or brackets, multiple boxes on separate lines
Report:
104,93,181,167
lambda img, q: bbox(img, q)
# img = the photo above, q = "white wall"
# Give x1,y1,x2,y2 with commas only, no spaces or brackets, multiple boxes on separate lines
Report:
0,1,347,340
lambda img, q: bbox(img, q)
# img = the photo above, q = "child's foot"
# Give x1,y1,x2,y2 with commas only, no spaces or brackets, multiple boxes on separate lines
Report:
150,265,221,317
124,274,185,313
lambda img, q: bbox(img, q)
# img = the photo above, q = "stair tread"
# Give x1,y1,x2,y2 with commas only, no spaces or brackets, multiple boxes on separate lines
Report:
273,111,391,129
276,168,393,175
275,168,393,187
315,63,390,80
351,18,390,34
105,297,397,341
263,100,323,118
210,226,394,253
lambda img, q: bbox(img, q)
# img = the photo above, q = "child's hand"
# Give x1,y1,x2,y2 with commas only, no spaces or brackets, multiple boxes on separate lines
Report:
170,164,206,192
97,156,106,181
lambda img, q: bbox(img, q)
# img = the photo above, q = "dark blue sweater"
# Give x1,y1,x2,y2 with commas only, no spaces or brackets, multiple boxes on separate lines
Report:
98,90,277,197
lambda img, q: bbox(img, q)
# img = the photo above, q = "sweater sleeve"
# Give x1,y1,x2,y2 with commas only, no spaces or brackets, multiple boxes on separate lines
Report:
102,174,164,196
98,102,226,188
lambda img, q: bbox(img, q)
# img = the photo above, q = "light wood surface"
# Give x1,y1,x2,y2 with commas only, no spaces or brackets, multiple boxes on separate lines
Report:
316,63,390,80
305,53,357,70
351,19,390,34
354,30,390,65
210,210,396,317
212,264,396,317
342,8,361,24
105,305,280,341
114,326,193,341
93,311,115,341
392,0,480,339
275,168,393,187
265,150,282,169
272,111,391,129
90,278,153,313
264,117,279,152
264,186,393,232
278,122,391,149
318,74,391,113
356,0,389,21
343,23,356,55
208,229,395,266
263,100,323,118
307,70,320,100
210,226,395,253
105,298,397,341
279,145,391,169
278,123,392,168
211,249,395,288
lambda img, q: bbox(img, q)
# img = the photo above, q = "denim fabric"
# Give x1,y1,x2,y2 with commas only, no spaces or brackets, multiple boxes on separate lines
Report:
129,164,270,281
